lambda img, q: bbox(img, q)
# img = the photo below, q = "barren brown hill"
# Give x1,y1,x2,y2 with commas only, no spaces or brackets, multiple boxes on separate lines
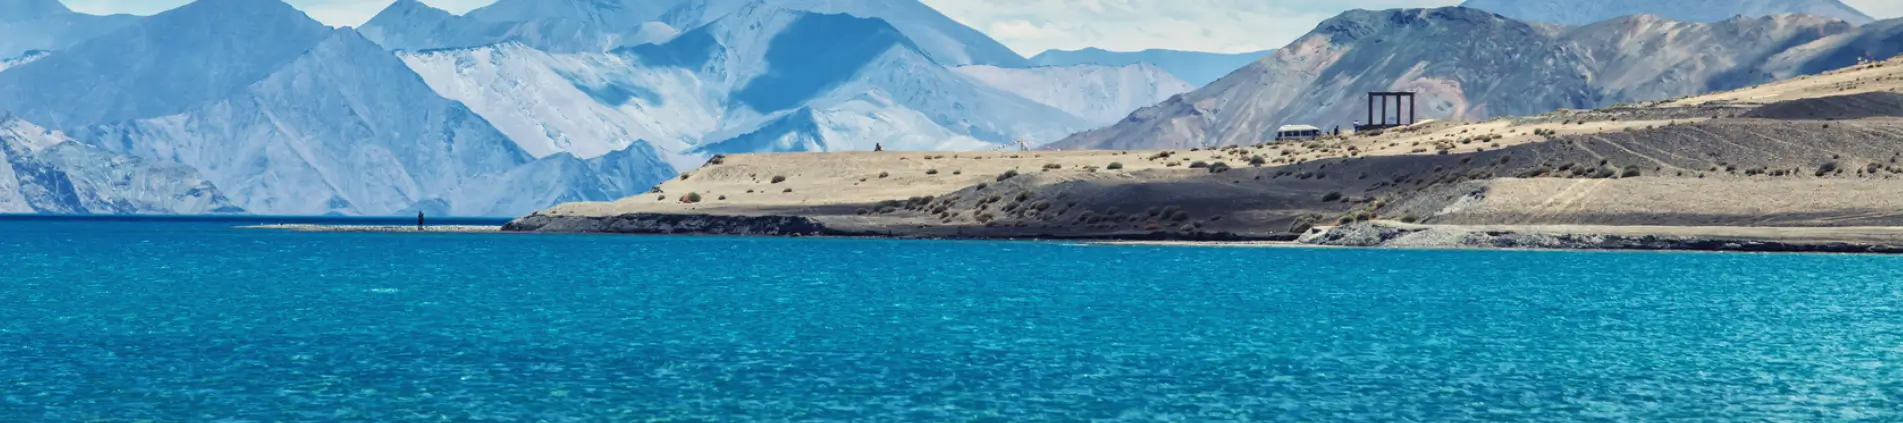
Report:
508,57,1903,249
1049,8,1873,151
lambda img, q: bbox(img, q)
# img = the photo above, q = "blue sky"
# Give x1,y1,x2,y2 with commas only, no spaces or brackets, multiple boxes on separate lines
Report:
61,0,1903,56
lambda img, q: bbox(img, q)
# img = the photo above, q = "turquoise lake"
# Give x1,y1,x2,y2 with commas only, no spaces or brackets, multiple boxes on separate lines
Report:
3,218,1901,421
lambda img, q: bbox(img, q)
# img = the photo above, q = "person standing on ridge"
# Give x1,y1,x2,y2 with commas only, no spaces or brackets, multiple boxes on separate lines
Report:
417,211,425,232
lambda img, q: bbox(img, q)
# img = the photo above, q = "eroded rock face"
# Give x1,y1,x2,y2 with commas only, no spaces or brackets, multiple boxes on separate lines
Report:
1052,8,1858,150
504,213,836,236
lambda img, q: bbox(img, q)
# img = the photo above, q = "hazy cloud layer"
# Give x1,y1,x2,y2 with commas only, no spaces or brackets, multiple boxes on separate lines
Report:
56,0,1903,56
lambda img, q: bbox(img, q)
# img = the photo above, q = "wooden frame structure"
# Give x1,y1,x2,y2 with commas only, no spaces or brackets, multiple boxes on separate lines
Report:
1356,91,1416,131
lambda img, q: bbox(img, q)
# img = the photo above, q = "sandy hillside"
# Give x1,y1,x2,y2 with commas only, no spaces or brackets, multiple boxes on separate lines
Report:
542,150,1175,216
1670,57,1903,106
518,55,1903,244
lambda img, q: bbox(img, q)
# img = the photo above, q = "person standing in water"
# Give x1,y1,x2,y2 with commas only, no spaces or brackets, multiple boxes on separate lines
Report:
417,211,425,231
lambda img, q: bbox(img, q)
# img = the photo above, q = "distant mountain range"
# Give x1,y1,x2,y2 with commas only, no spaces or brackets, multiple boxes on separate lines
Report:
1459,0,1876,26
0,0,1203,216
0,114,239,214
0,0,673,216
0,0,1893,215
1027,48,1272,88
1053,7,1897,150
390,2,1096,160
0,0,137,59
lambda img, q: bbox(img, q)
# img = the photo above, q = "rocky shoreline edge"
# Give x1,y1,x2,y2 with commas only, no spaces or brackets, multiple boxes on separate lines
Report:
499,213,1296,242
500,213,1903,254
240,224,503,233
1299,222,1903,254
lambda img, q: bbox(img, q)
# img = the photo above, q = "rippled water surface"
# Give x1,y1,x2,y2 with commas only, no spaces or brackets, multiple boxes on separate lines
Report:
3,218,1902,421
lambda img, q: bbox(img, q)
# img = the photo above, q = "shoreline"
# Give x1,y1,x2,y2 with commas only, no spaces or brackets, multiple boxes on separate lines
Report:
499,213,1903,255
243,218,1903,255
239,224,504,233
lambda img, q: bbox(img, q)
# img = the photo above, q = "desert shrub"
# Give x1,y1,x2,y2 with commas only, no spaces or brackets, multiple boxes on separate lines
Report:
1168,209,1191,222
717,195,726,201
879,171,890,179
1321,192,1344,202
1399,213,1421,224
1016,191,1032,202
926,169,939,175
771,175,787,184
1621,167,1642,178
1043,163,1062,170
996,170,1020,181
1107,162,1125,170
782,188,793,193
1188,161,1210,169
1289,214,1325,233
1207,162,1232,173
953,170,963,175
1249,156,1267,166
1591,167,1617,179
679,173,691,180
682,192,703,203
1816,162,1840,177
707,155,727,165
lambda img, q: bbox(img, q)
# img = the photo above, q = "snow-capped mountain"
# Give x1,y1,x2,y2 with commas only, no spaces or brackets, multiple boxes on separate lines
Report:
399,42,718,160
0,49,49,73
0,0,677,217
0,0,138,58
1026,48,1273,88
71,29,540,216
400,2,1087,161
373,0,1024,67
1459,0,1875,26
360,0,676,53
0,115,240,214
0,0,334,128
953,63,1193,126
467,0,687,27
657,0,1027,67
416,141,676,217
